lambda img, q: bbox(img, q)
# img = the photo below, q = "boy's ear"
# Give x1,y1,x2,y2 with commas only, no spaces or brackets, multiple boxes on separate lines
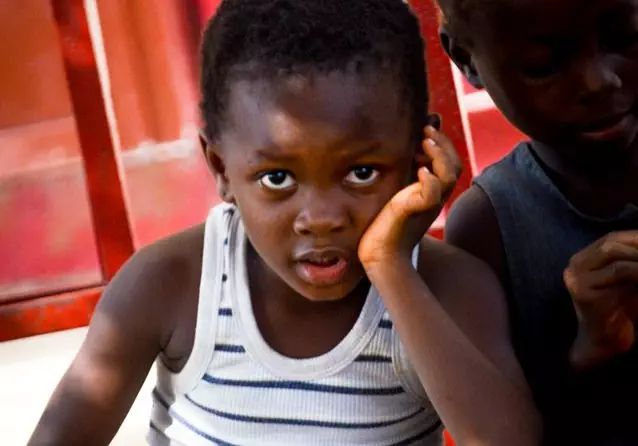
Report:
199,131,235,204
439,26,484,90
426,113,442,131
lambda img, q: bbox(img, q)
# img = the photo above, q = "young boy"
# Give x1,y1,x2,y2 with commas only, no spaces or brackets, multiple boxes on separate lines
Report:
28,1,539,445
437,0,638,444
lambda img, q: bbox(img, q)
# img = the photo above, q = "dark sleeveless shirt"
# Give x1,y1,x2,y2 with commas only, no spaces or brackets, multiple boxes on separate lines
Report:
475,141,638,445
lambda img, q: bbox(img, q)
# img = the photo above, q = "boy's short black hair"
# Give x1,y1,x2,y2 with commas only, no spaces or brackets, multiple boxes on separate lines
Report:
200,0,427,144
434,0,469,21
434,0,490,40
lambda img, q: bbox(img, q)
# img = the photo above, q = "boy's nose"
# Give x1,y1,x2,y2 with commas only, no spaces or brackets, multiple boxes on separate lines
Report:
578,56,622,101
293,192,348,237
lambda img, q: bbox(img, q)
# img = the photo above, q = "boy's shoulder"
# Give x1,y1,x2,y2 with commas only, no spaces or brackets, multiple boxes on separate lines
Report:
96,223,206,361
116,223,206,299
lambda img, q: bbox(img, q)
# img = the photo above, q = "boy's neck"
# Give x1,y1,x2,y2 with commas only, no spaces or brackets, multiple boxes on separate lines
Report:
531,141,638,217
245,242,369,314
245,241,370,358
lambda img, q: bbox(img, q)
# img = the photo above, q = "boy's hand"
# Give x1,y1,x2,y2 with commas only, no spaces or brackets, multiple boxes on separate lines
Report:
358,126,461,268
565,231,638,369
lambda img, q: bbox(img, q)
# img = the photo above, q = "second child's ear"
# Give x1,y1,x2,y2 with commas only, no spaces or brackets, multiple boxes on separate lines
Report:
439,26,484,90
199,131,235,204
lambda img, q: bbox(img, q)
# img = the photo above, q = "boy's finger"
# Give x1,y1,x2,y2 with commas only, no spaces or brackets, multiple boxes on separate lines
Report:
424,125,454,149
570,319,633,370
603,232,638,249
417,167,443,211
571,235,638,271
382,169,442,224
568,260,638,291
422,130,461,195
367,182,424,245
595,261,638,287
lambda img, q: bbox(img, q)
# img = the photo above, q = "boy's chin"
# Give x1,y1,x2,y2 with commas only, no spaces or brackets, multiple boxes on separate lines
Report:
293,277,368,303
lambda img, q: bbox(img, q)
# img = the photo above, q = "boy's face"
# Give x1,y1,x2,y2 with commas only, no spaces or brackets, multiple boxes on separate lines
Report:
462,0,638,166
210,71,415,302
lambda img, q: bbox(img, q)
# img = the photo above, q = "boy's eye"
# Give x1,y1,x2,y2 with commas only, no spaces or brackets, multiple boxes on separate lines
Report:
518,45,564,81
520,62,561,80
612,31,638,55
344,166,380,186
259,171,296,190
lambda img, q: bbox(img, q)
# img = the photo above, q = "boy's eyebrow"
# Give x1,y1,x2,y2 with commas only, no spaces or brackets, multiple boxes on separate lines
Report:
346,143,396,158
250,148,300,163
602,1,638,20
250,141,391,163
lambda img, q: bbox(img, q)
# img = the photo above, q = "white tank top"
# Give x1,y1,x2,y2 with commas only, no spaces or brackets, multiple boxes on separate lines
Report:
148,203,442,446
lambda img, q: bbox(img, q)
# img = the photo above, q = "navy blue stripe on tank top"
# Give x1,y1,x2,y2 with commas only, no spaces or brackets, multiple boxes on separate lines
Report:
379,319,393,329
153,390,238,446
389,420,443,446
184,393,424,429
213,344,245,353
202,373,405,395
355,354,393,363
218,308,233,317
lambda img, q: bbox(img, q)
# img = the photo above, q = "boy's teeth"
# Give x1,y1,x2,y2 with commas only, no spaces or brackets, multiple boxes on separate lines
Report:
309,257,338,266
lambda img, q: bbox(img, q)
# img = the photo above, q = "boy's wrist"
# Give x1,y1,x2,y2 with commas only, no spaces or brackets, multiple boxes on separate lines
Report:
360,251,414,276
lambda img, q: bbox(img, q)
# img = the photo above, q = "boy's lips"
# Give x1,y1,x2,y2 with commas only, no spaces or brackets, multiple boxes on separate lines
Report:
579,110,635,143
294,248,350,287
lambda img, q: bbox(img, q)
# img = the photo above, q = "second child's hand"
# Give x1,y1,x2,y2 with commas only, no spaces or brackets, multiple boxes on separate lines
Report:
565,231,638,369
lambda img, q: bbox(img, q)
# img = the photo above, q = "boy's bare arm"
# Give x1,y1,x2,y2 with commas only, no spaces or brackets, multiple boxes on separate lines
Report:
358,128,540,445
27,235,198,446
366,239,541,446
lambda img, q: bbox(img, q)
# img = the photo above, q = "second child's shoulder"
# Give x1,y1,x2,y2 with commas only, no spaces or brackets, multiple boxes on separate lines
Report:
445,185,499,251
444,185,507,284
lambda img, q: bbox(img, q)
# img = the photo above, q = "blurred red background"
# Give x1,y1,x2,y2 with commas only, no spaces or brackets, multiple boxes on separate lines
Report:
0,0,525,342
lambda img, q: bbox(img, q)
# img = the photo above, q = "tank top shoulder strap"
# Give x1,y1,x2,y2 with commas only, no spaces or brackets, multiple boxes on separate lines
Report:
391,243,435,404
474,142,565,215
157,203,237,396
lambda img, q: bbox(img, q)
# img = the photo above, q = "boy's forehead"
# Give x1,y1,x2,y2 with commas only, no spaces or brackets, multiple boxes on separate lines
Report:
483,0,636,32
230,71,403,113
221,72,410,150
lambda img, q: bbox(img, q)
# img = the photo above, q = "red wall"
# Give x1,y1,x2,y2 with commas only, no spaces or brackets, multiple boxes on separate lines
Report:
0,0,526,342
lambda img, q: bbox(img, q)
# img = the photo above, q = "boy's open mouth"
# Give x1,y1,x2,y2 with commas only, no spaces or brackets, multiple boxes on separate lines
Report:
295,249,349,286
304,256,340,267
580,109,635,142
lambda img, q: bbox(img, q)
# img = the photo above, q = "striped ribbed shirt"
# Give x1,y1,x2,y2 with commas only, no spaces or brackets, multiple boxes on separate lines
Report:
148,203,442,445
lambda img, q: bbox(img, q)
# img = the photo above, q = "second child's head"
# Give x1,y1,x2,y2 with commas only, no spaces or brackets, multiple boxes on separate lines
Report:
200,0,428,302
438,0,638,170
